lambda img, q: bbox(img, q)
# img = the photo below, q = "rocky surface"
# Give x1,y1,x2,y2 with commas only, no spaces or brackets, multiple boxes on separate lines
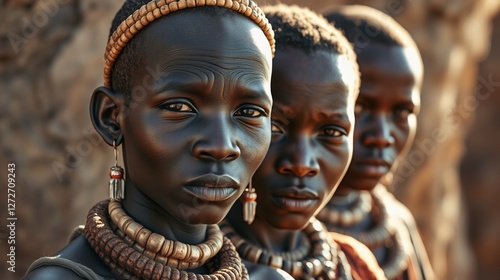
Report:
0,0,498,279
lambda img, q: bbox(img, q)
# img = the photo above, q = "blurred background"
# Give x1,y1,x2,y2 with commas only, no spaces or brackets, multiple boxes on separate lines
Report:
0,0,499,279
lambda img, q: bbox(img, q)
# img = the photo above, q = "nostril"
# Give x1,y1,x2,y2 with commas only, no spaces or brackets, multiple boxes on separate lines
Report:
307,170,318,177
196,150,240,161
198,151,212,159
278,166,293,175
224,153,238,161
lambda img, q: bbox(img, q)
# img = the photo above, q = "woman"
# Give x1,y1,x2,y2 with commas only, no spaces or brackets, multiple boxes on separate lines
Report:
25,0,275,279
316,5,435,280
222,4,386,280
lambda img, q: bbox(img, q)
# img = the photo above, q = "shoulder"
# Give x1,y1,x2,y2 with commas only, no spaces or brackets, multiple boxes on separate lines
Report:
375,185,436,279
25,235,112,280
244,261,294,280
25,264,89,280
375,185,414,223
329,232,387,280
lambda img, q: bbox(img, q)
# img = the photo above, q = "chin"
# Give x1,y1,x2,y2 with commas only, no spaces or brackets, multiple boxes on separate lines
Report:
347,177,381,192
267,214,312,230
179,205,229,225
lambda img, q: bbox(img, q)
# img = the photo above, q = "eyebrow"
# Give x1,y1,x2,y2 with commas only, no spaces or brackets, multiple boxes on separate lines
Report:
272,104,350,121
361,68,416,86
152,77,272,106
318,111,350,121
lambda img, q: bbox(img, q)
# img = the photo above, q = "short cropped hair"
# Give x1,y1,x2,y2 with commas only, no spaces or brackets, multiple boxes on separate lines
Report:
324,5,419,52
262,4,360,95
108,0,237,100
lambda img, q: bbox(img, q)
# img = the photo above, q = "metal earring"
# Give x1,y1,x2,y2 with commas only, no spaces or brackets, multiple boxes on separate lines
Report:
242,180,257,224
109,140,125,200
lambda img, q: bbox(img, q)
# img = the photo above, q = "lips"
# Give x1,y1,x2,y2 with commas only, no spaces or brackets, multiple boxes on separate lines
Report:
184,174,239,202
271,187,319,212
353,158,391,177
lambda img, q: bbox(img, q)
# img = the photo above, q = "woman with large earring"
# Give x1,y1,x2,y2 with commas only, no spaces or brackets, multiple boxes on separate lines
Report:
25,0,275,279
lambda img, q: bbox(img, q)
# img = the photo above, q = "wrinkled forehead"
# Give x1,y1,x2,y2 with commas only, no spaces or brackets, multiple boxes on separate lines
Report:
357,44,423,87
138,10,272,70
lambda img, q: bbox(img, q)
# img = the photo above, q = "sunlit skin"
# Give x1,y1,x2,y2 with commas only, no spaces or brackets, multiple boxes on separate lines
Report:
334,43,422,196
118,14,273,235
24,10,273,280
226,46,357,279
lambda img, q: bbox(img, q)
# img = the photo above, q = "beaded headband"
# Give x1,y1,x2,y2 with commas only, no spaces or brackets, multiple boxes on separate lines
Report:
104,0,276,88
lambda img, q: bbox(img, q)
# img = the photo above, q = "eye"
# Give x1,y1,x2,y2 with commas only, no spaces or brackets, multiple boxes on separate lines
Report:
354,103,364,114
161,102,195,112
234,107,266,118
394,107,413,119
271,121,285,133
320,126,346,137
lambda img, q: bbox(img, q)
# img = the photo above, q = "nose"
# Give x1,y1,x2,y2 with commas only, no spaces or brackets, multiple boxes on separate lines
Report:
278,136,319,177
362,114,395,148
193,116,241,161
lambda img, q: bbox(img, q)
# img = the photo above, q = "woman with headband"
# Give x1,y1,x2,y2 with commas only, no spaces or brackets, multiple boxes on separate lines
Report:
25,0,275,279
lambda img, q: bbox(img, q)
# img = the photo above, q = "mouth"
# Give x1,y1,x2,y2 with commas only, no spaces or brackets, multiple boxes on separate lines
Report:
271,187,319,212
184,174,239,202
354,159,391,177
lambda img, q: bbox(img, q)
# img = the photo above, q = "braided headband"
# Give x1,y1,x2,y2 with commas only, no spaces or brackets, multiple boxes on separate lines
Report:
104,0,276,88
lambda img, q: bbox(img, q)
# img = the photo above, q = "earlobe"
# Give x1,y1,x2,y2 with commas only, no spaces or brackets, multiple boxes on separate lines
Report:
90,86,125,146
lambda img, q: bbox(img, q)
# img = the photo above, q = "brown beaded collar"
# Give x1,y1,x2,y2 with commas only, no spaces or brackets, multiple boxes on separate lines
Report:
85,199,249,280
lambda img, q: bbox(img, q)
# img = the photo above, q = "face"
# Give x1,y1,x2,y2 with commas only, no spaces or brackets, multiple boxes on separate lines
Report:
339,44,422,192
118,12,273,224
253,47,356,229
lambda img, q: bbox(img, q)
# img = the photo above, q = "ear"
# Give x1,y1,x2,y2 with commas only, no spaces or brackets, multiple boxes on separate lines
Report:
90,86,125,146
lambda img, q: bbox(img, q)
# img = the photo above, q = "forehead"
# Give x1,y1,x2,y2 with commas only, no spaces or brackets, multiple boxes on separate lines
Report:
272,47,356,99
356,44,423,87
271,48,355,117
132,9,272,81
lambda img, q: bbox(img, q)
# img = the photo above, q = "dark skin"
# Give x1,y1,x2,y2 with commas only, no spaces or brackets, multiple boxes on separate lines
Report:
334,43,422,196
226,46,357,279
327,43,422,261
25,11,272,280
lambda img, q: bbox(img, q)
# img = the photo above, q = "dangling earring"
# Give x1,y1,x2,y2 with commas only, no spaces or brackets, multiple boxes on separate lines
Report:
109,140,125,200
242,180,257,224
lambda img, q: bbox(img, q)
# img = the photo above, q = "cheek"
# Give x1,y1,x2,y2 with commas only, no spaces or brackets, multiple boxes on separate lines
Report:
241,126,271,166
321,144,352,187
394,122,414,154
251,145,279,194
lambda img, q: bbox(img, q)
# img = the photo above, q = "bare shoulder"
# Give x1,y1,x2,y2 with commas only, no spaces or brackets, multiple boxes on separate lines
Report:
24,235,112,280
24,265,86,280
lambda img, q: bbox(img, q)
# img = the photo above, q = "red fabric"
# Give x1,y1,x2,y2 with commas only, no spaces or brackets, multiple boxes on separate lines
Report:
329,232,387,280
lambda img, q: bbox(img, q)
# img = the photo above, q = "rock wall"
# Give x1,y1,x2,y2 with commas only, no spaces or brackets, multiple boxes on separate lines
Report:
0,0,498,279
460,13,500,280
0,1,123,279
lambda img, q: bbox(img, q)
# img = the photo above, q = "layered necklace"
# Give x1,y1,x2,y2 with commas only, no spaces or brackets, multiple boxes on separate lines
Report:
219,218,352,280
317,186,410,280
85,199,249,280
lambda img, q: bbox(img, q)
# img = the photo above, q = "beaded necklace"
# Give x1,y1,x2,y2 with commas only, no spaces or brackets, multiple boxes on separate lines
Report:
316,191,372,227
318,186,410,280
220,218,352,280
85,199,249,280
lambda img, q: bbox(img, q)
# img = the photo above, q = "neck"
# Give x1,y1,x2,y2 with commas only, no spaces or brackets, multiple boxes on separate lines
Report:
226,201,303,252
122,183,207,245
